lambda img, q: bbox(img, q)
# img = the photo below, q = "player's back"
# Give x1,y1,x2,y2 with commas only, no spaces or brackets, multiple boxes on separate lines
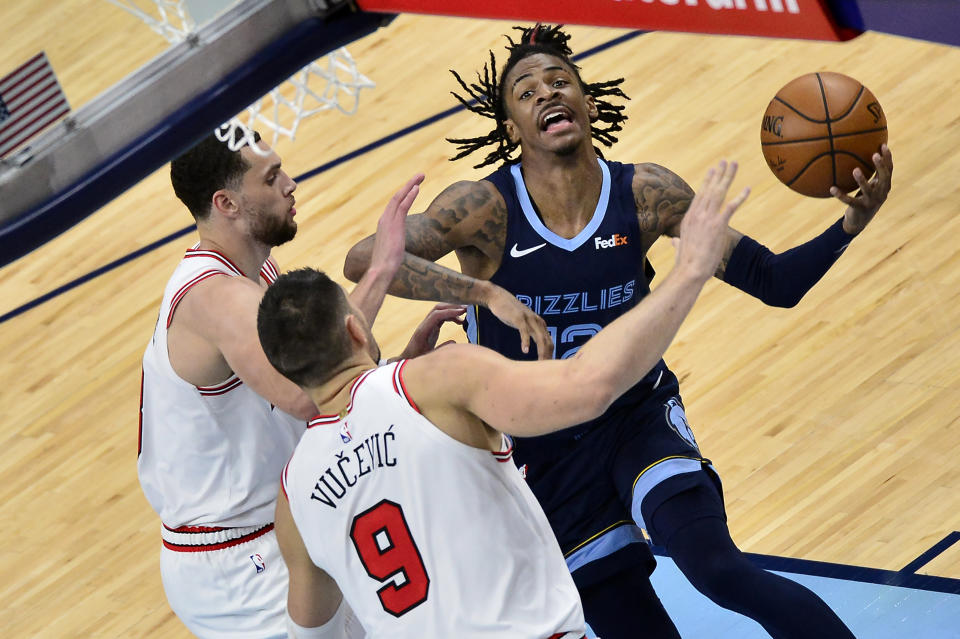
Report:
282,362,585,639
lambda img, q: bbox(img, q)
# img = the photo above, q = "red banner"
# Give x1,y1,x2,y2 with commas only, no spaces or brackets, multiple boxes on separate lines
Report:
356,0,859,42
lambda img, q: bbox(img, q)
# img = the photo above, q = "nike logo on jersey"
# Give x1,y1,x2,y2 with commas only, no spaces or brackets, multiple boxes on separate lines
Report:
510,242,547,258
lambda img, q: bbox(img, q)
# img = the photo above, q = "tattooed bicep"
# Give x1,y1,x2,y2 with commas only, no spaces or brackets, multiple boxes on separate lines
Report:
412,180,506,260
403,213,457,261
633,163,695,236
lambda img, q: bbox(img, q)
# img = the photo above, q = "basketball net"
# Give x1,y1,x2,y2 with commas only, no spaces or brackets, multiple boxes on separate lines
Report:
105,0,374,155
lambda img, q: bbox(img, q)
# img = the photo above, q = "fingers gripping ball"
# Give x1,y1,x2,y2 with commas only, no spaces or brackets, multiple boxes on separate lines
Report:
761,72,887,198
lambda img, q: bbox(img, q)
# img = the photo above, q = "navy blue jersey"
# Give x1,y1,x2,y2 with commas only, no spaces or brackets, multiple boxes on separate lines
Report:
468,158,675,422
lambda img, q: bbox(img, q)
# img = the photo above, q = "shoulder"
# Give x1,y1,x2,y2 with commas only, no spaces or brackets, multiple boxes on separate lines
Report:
631,162,695,235
401,344,498,404
175,274,262,334
632,163,694,195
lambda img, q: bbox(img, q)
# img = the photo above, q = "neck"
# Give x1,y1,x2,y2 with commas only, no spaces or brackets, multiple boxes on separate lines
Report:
196,230,270,283
519,145,603,236
308,358,377,416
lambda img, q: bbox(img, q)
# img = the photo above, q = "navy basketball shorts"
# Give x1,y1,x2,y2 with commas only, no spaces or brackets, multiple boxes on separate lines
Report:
513,377,725,579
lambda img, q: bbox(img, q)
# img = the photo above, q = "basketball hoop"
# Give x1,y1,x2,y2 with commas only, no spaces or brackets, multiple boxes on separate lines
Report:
105,0,374,155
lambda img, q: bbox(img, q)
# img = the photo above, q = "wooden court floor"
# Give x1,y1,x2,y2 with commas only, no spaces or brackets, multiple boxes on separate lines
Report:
1,3,959,636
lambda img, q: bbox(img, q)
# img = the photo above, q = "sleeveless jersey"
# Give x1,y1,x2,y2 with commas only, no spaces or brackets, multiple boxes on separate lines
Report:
139,246,305,529
281,362,585,639
470,158,673,418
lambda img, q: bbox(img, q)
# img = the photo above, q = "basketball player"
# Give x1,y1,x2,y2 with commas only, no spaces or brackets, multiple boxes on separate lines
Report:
260,159,747,638
345,25,894,638
138,128,448,638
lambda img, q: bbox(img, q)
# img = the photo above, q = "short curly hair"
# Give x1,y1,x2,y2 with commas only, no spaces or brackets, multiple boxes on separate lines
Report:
257,268,353,388
170,128,261,221
447,24,630,169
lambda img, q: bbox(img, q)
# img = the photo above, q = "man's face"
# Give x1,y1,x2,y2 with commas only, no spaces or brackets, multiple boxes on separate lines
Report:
237,142,298,247
501,53,598,156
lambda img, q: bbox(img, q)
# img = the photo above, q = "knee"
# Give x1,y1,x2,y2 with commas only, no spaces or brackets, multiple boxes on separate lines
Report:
670,537,756,602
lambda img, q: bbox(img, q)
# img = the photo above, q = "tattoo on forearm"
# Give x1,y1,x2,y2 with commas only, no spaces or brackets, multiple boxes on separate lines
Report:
392,257,479,304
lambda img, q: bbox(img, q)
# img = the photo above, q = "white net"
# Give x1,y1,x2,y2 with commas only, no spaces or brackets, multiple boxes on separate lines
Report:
106,0,195,42
105,0,374,155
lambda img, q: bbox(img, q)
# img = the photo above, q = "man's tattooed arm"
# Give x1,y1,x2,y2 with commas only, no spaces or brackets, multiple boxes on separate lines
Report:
344,180,507,304
633,162,743,279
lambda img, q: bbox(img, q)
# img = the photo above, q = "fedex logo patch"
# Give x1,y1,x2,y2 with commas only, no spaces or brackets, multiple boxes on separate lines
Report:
594,234,629,250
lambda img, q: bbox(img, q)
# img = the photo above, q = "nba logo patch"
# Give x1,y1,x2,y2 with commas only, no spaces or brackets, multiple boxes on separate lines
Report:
339,421,352,444
250,553,265,573
518,464,528,479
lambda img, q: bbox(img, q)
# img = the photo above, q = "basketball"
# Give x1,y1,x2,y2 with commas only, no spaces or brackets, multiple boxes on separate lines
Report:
760,72,887,198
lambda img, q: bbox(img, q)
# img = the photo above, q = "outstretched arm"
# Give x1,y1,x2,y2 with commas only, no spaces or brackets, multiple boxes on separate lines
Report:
649,145,894,307
405,161,749,440
345,180,553,358
348,173,424,325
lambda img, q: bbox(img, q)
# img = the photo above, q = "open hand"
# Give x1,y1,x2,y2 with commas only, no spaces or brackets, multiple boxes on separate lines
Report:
398,303,467,360
369,173,425,276
832,143,892,236
486,286,553,359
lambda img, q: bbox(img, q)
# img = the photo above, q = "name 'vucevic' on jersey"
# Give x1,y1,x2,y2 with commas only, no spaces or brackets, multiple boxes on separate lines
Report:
469,158,673,411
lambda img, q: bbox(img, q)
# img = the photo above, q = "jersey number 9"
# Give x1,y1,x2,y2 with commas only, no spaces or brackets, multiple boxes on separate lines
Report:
350,499,430,617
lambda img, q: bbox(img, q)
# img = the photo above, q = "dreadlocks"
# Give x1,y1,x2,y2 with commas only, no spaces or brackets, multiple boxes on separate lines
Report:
447,24,630,169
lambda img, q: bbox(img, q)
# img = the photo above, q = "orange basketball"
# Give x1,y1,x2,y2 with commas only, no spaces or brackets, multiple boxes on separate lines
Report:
760,72,887,198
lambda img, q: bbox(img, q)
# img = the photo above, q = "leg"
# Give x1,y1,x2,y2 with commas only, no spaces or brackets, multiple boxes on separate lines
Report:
573,550,681,639
514,422,683,639
161,530,290,638
648,483,856,639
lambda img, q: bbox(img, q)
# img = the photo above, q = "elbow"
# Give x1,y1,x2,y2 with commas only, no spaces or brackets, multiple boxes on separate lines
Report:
576,371,619,422
343,241,371,283
764,291,804,308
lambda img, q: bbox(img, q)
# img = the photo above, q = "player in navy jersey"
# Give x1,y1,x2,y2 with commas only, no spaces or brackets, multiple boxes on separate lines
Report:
346,25,892,638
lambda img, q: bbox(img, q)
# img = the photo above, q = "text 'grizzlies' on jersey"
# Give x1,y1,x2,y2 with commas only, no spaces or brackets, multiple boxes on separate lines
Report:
468,158,672,407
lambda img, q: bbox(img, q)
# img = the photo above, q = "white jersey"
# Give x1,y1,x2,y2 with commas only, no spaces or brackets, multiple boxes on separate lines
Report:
282,362,586,639
139,246,305,530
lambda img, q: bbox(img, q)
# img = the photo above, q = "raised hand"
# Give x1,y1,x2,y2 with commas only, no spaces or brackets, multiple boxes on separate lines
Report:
351,173,425,325
675,160,750,282
832,143,893,236
486,285,554,359
369,173,426,276
397,303,467,360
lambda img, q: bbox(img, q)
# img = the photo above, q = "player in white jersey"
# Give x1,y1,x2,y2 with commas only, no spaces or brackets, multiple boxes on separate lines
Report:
257,160,750,638
139,127,436,637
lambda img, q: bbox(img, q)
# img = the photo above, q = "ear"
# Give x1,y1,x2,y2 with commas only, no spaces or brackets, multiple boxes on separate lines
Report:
585,94,599,123
211,189,240,219
503,118,521,145
345,314,367,349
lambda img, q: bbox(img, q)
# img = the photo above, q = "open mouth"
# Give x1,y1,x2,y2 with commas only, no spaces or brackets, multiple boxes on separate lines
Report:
539,106,574,133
